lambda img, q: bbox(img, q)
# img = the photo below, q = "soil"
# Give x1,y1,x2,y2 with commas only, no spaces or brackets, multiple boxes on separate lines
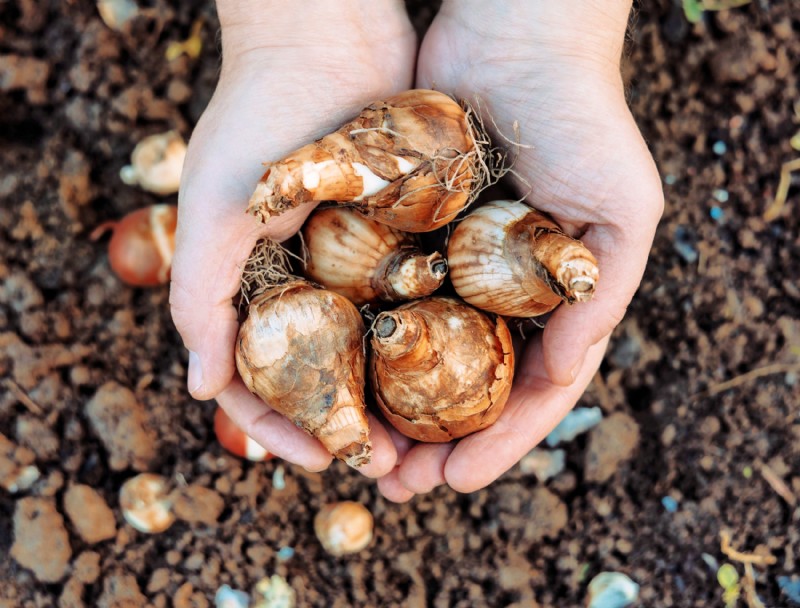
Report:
2,1,799,607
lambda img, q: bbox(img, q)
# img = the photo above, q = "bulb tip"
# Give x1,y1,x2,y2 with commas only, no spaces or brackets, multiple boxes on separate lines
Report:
375,315,397,339
430,259,448,278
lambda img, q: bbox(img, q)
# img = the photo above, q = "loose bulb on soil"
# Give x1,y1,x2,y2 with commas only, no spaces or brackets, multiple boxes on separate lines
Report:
370,297,514,442
120,130,186,195
248,89,490,232
119,473,175,534
314,501,374,556
448,200,599,317
90,204,177,286
302,207,447,305
236,279,371,467
214,406,271,462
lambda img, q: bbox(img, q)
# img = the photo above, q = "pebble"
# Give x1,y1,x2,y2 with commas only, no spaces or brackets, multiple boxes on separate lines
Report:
778,576,800,604
712,188,729,203
84,382,157,471
585,413,641,483
587,572,640,608
663,174,677,185
712,141,728,155
710,206,724,221
215,585,249,608
519,448,566,482
272,464,286,490
172,485,225,526
546,407,603,447
276,546,295,562
64,484,117,543
97,571,147,608
661,496,679,513
251,575,296,608
11,497,72,582
673,226,698,264
0,432,40,493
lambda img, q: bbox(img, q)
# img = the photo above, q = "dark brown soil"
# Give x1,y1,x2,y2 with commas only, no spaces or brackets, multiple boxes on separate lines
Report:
2,1,799,606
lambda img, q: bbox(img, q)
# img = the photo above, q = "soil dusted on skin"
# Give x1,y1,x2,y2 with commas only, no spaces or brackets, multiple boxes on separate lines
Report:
1,1,799,606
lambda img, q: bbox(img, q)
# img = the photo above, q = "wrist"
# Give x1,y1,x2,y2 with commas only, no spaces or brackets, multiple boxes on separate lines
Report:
436,0,631,80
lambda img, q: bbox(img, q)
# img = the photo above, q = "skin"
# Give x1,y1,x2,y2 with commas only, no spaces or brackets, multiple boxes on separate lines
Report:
171,0,663,500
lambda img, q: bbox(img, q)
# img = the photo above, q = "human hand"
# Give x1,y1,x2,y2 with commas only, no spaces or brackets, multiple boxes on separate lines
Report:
170,0,416,476
377,0,664,501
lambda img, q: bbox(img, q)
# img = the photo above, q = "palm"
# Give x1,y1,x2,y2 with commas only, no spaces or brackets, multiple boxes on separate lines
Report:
377,9,663,499
171,7,416,477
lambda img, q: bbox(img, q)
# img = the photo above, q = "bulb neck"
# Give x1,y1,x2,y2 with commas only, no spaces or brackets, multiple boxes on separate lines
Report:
372,310,438,372
375,249,448,302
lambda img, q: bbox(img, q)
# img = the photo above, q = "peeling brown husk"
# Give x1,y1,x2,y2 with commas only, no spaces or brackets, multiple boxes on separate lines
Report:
448,200,599,317
236,246,371,466
369,297,514,442
302,207,447,305
247,89,503,232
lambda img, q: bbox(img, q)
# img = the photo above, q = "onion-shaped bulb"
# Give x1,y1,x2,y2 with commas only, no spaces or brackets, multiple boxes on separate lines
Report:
369,297,514,442
302,207,447,305
235,280,371,467
447,200,599,317
248,89,482,232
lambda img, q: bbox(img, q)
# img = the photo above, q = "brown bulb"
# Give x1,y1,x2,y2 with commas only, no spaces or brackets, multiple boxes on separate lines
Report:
302,207,447,305
369,297,514,442
448,200,599,317
235,280,371,467
314,501,374,556
248,89,483,232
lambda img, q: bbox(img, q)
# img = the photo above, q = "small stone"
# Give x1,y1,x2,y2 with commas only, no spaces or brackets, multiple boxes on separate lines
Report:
661,496,679,513
587,572,639,608
58,576,85,608
272,464,286,490
546,407,603,447
97,571,147,608
73,551,102,584
215,585,249,608
64,484,116,544
276,546,295,562
673,226,698,264
11,497,72,583
518,448,566,482
0,432,40,493
778,576,800,604
16,416,60,461
172,485,225,525
85,382,156,471
585,413,640,483
251,575,296,608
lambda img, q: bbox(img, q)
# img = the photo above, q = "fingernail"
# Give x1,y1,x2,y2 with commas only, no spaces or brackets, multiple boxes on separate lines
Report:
188,350,204,395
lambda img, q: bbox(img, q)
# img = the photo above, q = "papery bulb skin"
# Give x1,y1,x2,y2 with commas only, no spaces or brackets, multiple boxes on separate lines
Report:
235,280,371,467
248,89,479,232
92,204,177,287
302,207,447,305
369,297,514,442
448,200,599,317
213,406,272,462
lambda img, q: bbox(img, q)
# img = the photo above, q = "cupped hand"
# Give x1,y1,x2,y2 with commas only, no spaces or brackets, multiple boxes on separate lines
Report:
378,0,664,501
170,0,416,476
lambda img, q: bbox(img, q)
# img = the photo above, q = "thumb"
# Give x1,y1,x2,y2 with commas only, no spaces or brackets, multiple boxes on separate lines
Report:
542,216,659,386
170,157,315,401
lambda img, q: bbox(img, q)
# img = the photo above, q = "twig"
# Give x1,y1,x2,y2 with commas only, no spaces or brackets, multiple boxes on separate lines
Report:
3,378,44,416
720,530,777,566
764,158,800,221
741,563,767,608
759,462,797,507
694,362,800,398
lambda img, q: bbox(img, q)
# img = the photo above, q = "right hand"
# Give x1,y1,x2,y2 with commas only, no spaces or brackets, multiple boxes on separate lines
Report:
170,0,416,475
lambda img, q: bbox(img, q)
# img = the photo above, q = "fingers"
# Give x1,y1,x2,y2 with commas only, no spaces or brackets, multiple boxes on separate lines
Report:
355,412,398,479
217,378,398,477
396,442,453,494
442,336,609,493
217,377,333,471
377,470,415,503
